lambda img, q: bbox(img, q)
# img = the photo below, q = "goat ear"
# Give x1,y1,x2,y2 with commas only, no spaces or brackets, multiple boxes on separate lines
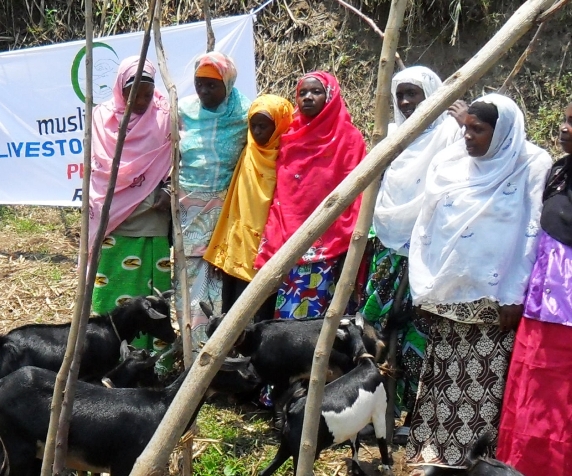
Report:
142,299,167,319
120,340,130,360
161,289,175,299
220,356,251,372
199,301,214,318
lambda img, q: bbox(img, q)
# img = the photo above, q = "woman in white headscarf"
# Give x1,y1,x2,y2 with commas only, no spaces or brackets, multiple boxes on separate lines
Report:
405,94,551,473
361,66,464,442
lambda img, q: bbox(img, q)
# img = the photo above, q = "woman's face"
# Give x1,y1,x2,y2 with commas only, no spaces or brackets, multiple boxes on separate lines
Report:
249,112,276,146
395,83,425,119
122,82,154,115
195,76,226,111
560,103,572,154
464,114,495,157
296,78,327,118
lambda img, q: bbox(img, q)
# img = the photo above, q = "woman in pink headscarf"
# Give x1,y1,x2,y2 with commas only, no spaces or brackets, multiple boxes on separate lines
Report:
89,56,172,349
255,71,366,319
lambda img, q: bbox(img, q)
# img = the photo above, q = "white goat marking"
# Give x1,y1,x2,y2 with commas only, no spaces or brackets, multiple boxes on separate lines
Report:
322,382,387,443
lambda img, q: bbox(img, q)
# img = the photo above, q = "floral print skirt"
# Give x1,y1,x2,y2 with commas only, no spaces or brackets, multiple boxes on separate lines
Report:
406,315,515,468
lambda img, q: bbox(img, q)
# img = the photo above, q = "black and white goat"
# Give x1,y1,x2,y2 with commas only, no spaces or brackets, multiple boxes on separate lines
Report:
0,291,176,380
259,315,392,476
0,356,260,476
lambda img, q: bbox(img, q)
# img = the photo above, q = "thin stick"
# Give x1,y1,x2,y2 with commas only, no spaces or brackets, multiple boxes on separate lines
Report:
203,0,215,52
130,1,556,473
498,23,545,94
40,0,93,472
295,0,407,472
333,0,406,71
537,0,569,21
50,2,157,473
384,267,408,445
152,2,194,475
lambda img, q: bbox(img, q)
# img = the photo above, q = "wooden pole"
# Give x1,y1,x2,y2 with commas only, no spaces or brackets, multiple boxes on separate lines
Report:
40,0,94,473
203,0,215,52
152,3,194,475
295,0,408,472
129,1,555,473
47,2,157,473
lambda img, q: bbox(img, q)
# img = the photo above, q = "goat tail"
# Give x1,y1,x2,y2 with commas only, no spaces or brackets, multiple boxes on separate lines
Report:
468,432,494,463
0,434,10,476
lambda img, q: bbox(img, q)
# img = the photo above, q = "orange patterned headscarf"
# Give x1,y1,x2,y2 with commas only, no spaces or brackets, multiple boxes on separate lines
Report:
194,52,237,98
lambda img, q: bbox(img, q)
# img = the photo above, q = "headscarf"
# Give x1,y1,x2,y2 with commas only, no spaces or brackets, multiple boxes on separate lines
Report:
178,52,250,192
204,95,294,281
391,66,447,127
254,72,367,267
540,155,572,246
89,56,171,251
373,66,462,254
409,93,552,307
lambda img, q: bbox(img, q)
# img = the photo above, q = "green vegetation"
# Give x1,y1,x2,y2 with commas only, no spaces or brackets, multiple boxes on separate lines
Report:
192,402,363,475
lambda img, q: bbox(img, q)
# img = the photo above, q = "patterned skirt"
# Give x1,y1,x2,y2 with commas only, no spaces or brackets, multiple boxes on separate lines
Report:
406,315,515,468
92,234,172,349
274,259,337,319
175,190,225,347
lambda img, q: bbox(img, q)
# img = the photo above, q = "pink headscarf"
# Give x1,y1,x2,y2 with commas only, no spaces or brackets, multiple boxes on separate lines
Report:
255,71,366,267
89,56,171,251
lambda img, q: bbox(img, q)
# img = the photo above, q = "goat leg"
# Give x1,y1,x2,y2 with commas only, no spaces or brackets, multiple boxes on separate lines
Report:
258,443,291,476
349,435,367,476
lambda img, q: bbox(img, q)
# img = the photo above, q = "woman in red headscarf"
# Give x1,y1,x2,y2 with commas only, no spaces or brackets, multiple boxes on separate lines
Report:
255,71,366,319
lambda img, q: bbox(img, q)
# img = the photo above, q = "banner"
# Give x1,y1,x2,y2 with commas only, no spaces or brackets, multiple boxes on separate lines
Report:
0,14,256,206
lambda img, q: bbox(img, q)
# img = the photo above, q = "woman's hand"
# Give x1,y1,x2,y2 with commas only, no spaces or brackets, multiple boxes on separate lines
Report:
153,188,171,212
499,304,523,332
448,100,469,127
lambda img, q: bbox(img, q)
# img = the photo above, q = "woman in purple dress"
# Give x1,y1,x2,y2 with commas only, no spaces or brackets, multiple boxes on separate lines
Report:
497,101,572,476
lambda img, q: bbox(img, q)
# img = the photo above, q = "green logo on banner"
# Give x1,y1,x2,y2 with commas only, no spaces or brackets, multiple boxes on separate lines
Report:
71,42,119,104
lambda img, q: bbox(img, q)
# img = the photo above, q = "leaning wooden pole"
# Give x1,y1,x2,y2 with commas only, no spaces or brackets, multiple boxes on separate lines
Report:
295,0,408,473
49,3,157,474
40,0,94,474
130,1,555,473
152,3,194,475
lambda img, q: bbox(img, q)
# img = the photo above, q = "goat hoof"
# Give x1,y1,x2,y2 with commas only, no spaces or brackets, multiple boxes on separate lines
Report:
378,464,393,475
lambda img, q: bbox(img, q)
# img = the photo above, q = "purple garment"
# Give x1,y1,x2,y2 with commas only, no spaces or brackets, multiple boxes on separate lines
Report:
524,230,572,326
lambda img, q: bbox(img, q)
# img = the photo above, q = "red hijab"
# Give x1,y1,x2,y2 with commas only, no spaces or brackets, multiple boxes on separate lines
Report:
255,71,366,267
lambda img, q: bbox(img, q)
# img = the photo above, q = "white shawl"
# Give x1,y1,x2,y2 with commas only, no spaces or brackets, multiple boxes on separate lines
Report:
409,94,552,306
373,66,461,255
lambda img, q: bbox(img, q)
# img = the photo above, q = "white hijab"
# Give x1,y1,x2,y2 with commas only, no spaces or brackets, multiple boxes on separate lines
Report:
373,66,461,255
409,93,552,307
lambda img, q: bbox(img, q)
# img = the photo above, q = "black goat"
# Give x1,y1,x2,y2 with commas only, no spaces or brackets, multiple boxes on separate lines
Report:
0,356,259,476
0,291,176,380
100,340,161,389
422,433,524,476
203,303,386,399
259,315,392,476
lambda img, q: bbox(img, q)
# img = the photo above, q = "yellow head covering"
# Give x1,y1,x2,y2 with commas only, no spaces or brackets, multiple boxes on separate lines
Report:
204,94,294,281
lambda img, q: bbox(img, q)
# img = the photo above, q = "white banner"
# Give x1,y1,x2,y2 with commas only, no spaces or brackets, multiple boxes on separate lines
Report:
0,14,256,206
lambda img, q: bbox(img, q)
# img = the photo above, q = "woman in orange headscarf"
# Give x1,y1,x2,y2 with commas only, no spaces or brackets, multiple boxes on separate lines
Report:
205,94,294,317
